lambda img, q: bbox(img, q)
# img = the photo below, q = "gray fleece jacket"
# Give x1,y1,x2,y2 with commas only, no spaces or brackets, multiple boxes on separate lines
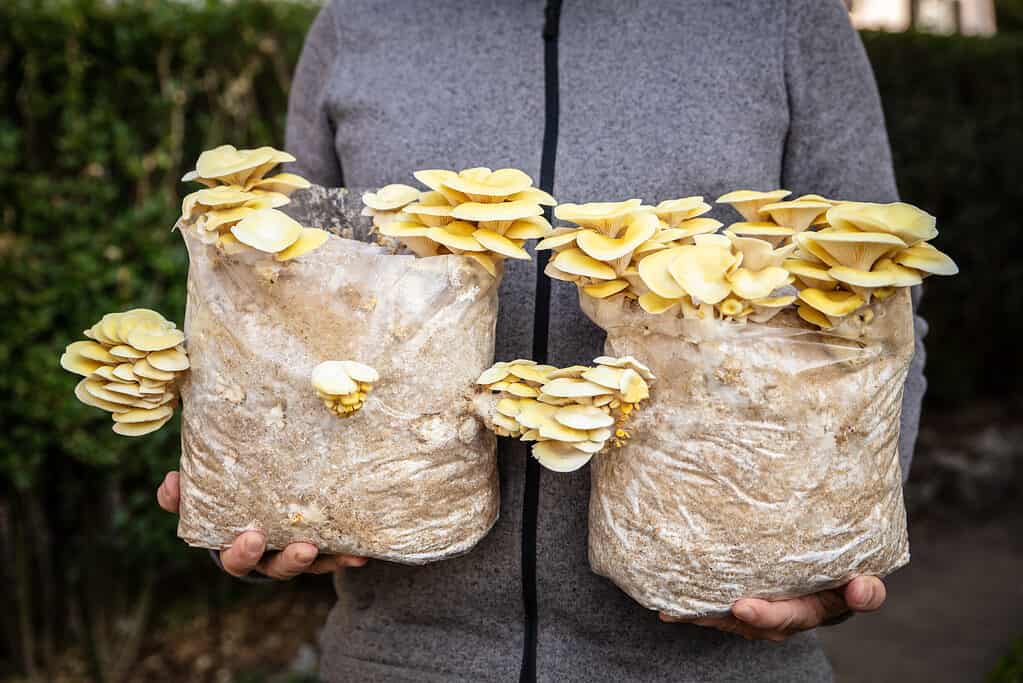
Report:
281,1,927,680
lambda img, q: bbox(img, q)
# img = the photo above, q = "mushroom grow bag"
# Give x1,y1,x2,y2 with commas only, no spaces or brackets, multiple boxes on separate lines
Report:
581,289,914,617
176,186,500,564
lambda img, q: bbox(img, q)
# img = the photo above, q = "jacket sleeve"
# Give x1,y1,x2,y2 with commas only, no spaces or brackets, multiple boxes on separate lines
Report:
781,0,927,480
285,1,344,186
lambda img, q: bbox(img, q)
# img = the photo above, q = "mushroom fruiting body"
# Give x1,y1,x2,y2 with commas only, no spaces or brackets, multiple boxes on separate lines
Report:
476,356,655,472
364,167,555,275
181,145,327,260
312,361,380,418
61,309,189,436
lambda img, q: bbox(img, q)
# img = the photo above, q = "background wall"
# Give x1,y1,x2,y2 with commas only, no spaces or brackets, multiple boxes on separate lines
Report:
1,1,1020,681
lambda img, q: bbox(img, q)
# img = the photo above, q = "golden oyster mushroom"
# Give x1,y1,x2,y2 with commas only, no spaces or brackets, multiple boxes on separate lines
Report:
62,309,189,436
716,189,792,223
311,360,380,418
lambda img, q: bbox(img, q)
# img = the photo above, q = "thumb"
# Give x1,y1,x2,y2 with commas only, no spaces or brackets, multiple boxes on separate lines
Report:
156,471,181,514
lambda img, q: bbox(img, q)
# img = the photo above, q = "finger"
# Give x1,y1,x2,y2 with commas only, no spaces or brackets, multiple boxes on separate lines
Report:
258,542,318,580
844,576,886,612
156,471,180,513
306,554,370,575
220,531,266,577
732,597,823,632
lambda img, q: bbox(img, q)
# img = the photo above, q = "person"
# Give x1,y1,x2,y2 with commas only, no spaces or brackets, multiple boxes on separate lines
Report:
157,0,928,680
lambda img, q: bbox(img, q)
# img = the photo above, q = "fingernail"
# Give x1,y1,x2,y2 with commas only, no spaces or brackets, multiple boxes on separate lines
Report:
733,604,756,622
244,533,264,555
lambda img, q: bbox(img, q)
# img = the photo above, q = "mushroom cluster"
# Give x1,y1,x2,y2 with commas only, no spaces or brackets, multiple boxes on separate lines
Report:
477,356,655,472
545,189,957,328
363,168,557,276
60,309,189,436
784,200,958,329
311,360,380,418
180,145,329,261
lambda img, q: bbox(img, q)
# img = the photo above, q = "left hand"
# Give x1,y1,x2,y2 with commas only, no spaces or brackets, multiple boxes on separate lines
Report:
659,576,886,642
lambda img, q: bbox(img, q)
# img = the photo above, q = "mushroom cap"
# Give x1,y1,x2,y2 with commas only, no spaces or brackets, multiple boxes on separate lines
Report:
426,222,486,252
554,199,644,231
311,361,359,396
893,242,959,276
247,172,312,195
653,196,711,226
378,219,430,238
716,189,792,221
552,248,618,280
638,292,680,314
362,184,421,211
147,348,190,372
829,257,923,288
583,279,629,299
275,228,331,261
797,288,865,317
444,168,533,200
340,360,379,383
725,222,795,238
191,145,276,181
505,216,553,240
784,258,837,289
797,230,906,271
595,355,655,381
727,266,792,300
752,294,797,308
231,208,303,253
827,202,938,245
555,405,615,430
532,440,594,473
576,211,658,261
466,252,499,277
758,199,832,232
474,228,531,260
452,200,543,222
637,246,687,299
507,187,557,206
535,228,582,251
541,378,612,398
668,243,736,304
797,303,834,329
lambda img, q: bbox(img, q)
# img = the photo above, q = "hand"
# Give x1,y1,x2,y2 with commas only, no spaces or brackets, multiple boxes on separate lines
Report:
157,471,368,579
659,576,886,642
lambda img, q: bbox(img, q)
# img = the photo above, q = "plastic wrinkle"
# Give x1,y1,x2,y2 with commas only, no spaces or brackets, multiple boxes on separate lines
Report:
175,186,500,564
582,290,914,617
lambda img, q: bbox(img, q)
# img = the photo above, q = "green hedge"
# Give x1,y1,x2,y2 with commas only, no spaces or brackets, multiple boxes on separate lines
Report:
863,30,1023,407
0,1,1020,677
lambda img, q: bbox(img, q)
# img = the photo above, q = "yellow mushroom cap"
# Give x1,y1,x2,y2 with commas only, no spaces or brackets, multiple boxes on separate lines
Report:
653,196,711,226
554,200,644,232
362,184,421,211
575,211,658,261
826,202,938,246
727,266,792,300
535,228,582,251
474,228,530,260
452,200,543,223
583,279,629,299
637,246,687,299
188,145,273,181
829,257,923,288
668,243,736,304
247,172,312,195
230,208,303,254
507,187,558,206
758,199,832,232
505,216,553,240
797,230,906,271
532,440,594,472
716,189,792,222
311,361,360,396
784,258,837,290
797,288,865,317
893,242,959,276
426,222,486,252
552,248,617,280
797,303,834,329
275,227,331,261
638,292,680,314
444,168,533,200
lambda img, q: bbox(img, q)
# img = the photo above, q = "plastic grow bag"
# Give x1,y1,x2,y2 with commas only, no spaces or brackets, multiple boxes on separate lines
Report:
581,289,914,616
175,186,499,564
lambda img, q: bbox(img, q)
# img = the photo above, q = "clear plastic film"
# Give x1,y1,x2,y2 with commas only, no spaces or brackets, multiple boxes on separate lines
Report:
176,186,499,564
581,289,915,617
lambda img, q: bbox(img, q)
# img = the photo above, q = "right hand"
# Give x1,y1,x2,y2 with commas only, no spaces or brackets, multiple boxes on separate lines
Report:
157,471,368,579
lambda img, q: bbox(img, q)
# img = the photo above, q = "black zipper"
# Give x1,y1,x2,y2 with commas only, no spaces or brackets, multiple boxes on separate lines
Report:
521,2,561,681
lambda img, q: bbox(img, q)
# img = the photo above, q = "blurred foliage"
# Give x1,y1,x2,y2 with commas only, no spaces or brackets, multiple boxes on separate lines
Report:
863,30,1023,408
0,0,1020,679
0,0,316,679
996,0,1023,32
989,638,1023,683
